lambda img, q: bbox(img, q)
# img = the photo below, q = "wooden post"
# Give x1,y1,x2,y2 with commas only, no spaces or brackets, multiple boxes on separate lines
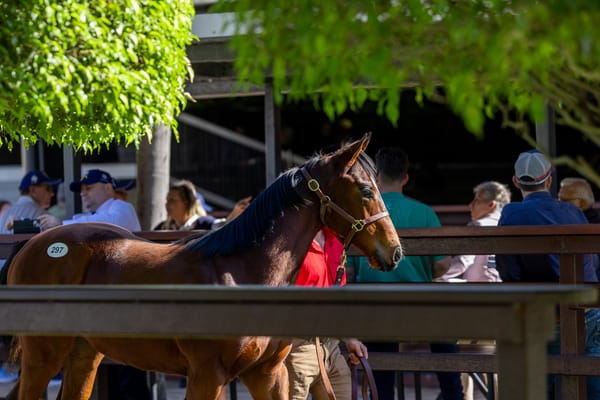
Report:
264,81,281,185
136,125,171,230
535,104,556,196
62,144,82,215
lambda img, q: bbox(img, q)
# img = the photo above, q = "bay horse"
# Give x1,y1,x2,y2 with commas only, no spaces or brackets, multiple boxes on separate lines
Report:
2,132,402,400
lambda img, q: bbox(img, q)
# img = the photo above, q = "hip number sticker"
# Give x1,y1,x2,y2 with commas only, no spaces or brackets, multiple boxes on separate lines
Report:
47,242,69,258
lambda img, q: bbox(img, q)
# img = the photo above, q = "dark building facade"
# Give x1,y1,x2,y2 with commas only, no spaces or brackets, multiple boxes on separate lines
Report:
1,93,596,209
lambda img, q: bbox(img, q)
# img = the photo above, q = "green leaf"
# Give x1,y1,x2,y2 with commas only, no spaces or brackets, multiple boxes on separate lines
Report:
0,0,196,151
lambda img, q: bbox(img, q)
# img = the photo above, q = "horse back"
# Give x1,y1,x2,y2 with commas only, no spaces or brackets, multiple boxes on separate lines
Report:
7,223,147,285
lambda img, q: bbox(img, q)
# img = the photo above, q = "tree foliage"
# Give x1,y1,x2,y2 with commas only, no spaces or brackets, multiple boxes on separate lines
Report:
0,0,196,152
216,0,600,186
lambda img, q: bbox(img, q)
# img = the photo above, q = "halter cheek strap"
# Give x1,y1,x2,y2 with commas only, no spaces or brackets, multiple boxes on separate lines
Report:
301,168,389,284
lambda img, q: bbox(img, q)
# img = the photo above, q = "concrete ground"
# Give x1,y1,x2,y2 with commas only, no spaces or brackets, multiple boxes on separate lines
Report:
0,372,489,399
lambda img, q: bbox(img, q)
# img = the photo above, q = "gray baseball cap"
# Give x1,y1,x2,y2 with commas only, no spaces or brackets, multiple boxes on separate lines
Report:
514,150,552,185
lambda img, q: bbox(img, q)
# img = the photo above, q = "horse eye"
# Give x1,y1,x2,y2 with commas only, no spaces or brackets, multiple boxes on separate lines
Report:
360,187,374,199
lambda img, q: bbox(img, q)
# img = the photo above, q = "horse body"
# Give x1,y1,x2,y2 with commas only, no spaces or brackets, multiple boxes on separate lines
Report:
4,133,402,400
7,220,312,399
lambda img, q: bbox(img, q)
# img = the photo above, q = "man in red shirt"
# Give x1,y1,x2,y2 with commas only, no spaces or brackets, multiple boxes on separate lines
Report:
295,227,346,286
286,227,367,400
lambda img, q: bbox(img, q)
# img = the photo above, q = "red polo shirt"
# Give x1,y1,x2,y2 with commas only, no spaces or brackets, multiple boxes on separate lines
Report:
296,227,346,287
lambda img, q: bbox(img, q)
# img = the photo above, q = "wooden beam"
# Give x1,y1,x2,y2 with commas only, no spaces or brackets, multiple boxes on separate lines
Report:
0,284,593,400
264,81,281,185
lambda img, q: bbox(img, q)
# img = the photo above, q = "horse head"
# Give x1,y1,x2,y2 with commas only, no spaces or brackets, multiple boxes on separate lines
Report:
303,132,402,272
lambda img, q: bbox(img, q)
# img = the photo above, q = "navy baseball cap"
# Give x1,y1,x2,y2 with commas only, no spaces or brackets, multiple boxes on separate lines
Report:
69,169,116,192
114,179,136,191
19,170,61,191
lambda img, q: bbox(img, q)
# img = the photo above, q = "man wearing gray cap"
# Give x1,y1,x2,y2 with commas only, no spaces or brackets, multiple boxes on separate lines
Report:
496,150,600,400
496,150,597,282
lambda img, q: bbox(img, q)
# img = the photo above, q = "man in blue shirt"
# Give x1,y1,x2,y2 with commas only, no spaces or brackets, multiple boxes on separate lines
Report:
497,150,600,400
496,150,597,282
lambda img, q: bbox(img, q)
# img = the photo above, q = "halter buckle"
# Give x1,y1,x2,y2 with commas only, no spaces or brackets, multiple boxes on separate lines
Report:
307,179,320,192
351,220,365,232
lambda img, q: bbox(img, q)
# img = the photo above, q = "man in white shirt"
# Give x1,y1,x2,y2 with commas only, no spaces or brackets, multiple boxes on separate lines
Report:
38,169,140,231
0,170,61,234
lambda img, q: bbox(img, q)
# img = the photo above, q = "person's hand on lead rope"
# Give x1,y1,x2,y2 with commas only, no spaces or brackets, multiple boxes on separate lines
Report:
344,338,368,364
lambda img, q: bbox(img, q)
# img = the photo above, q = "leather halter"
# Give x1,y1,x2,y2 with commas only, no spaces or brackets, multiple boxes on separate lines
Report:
302,166,386,400
301,167,389,284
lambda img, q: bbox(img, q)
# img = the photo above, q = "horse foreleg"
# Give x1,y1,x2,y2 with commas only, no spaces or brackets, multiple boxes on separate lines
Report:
240,340,292,400
185,367,228,400
17,336,75,400
59,338,104,400
240,360,289,400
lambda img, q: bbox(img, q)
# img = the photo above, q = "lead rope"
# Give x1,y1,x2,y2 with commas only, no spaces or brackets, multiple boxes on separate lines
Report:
350,356,379,400
318,242,349,399
315,337,338,400
334,250,347,286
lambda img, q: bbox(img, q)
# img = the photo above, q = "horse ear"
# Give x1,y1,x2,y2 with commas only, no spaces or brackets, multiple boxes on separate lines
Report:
359,132,371,150
340,132,371,173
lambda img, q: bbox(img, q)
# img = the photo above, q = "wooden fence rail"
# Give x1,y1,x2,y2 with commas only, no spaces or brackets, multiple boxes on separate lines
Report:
0,284,592,400
0,225,600,400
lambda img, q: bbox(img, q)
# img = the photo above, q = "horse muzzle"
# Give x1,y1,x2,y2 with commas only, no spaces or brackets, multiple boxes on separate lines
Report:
382,246,403,272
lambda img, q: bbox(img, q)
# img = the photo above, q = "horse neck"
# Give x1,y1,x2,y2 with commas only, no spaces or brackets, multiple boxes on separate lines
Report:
259,204,322,286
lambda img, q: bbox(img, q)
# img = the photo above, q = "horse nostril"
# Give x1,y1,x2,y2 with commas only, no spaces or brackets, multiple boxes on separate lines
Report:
392,247,403,265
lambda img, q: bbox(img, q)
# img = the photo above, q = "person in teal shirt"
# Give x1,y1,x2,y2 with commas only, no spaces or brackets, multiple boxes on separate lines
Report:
349,149,449,284
348,147,462,400
352,190,446,283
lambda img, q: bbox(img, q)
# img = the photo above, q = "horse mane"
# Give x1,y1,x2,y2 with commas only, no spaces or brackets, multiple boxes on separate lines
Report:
180,141,376,257
181,159,318,256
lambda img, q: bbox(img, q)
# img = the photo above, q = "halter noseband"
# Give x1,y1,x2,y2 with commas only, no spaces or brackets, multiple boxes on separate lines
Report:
301,167,389,284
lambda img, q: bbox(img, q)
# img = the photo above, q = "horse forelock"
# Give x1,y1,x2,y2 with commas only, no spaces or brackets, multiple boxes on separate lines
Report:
357,151,377,179
184,166,309,256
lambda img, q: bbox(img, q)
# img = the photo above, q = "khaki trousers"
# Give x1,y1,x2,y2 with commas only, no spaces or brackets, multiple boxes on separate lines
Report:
286,338,352,400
